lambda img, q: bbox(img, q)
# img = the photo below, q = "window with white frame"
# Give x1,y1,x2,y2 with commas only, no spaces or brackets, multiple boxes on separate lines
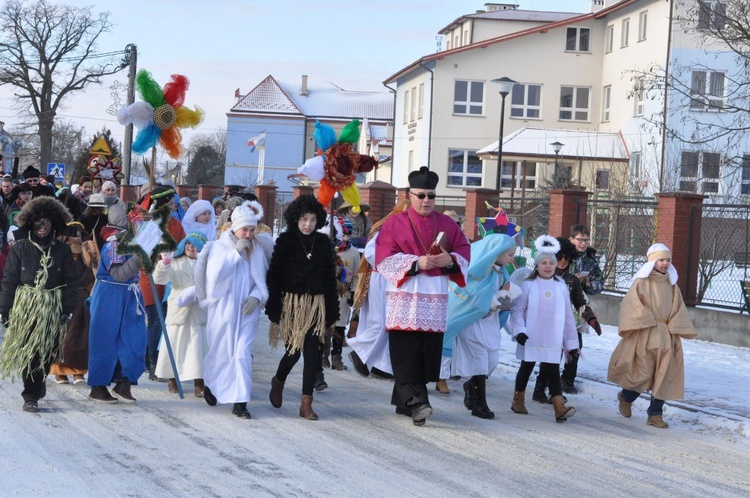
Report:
630,151,642,178
621,18,630,47
698,1,727,31
634,78,645,116
638,11,648,41
602,85,612,122
595,170,610,190
403,90,409,124
680,151,720,193
410,86,417,121
690,70,726,110
418,83,424,119
500,161,537,189
453,80,484,115
408,150,414,169
565,27,591,52
605,24,614,53
447,149,482,187
559,86,590,121
510,84,542,119
742,155,750,195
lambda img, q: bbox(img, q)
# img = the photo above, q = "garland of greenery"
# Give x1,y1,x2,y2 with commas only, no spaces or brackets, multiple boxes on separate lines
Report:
115,202,178,275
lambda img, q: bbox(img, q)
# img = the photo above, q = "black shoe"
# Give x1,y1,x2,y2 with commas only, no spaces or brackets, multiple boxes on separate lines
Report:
370,368,393,380
348,351,369,377
232,403,251,419
395,406,412,417
410,403,432,426
532,390,550,404
23,400,38,413
113,381,137,403
314,371,328,391
204,386,217,406
471,406,495,420
88,386,118,404
562,382,578,395
463,380,476,411
450,375,462,381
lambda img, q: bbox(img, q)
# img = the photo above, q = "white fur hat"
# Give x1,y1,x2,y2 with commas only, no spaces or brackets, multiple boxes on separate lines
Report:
231,200,264,230
533,235,560,266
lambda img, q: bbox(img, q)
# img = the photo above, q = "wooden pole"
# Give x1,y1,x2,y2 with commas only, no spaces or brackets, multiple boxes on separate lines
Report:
148,275,183,398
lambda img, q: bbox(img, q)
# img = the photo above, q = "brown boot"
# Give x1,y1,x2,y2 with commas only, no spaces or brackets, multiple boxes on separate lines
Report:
617,392,632,418
299,394,318,420
194,379,205,398
331,354,348,371
435,379,450,395
647,415,669,429
270,376,284,408
167,378,178,394
551,395,575,422
511,391,528,414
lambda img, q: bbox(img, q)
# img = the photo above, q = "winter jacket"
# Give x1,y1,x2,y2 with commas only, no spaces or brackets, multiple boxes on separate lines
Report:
265,229,339,327
556,267,597,325
0,236,77,316
569,247,604,296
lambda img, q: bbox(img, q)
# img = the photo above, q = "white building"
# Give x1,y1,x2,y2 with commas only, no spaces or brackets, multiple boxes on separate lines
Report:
226,75,393,191
384,0,750,201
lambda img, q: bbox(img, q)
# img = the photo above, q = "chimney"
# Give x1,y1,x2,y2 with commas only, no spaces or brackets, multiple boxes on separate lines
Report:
484,3,518,12
300,75,309,96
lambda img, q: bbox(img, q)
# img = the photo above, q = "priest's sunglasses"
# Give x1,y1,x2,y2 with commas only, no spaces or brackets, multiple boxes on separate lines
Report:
409,191,437,200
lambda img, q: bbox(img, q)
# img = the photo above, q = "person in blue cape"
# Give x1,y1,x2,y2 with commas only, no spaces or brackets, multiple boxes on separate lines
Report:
87,202,146,404
444,233,517,419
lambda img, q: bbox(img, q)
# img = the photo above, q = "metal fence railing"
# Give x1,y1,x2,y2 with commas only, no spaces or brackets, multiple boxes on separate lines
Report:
691,203,750,310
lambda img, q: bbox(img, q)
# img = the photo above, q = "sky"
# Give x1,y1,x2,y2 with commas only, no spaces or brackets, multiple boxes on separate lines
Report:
0,0,592,158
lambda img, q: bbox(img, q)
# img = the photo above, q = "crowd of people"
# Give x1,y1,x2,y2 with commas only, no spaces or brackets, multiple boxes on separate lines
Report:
0,166,697,429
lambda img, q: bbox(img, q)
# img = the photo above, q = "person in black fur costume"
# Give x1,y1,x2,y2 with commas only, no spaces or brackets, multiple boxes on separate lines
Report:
0,196,77,413
532,237,602,403
266,195,339,420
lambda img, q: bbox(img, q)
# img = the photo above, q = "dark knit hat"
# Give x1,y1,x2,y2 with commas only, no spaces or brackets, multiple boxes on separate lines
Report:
408,166,439,189
22,165,41,180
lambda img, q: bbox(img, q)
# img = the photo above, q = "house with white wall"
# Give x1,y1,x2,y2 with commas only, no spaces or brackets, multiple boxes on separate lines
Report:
226,75,393,191
384,0,750,202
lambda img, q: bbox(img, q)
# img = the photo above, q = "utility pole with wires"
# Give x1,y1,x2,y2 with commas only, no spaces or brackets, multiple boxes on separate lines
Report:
121,44,137,185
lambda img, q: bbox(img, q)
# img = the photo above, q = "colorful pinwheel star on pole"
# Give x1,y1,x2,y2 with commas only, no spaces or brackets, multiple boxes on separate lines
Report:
117,69,204,177
294,120,378,213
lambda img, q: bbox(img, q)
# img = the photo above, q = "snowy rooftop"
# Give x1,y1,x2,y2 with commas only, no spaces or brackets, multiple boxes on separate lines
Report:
439,9,580,33
477,127,630,162
232,75,393,120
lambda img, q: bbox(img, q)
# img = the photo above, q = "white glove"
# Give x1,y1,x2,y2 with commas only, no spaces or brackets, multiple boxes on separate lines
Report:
160,251,174,265
175,286,196,307
241,296,260,315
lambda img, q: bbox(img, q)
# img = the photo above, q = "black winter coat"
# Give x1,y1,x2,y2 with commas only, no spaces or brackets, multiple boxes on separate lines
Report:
0,236,77,316
265,229,339,326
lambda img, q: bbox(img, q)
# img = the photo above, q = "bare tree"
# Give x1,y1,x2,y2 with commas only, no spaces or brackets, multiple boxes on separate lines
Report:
0,0,127,167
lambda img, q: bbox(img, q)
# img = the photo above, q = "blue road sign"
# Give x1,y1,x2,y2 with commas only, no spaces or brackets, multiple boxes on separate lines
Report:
47,162,65,180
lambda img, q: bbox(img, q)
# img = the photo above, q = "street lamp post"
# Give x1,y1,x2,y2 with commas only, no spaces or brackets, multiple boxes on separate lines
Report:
491,77,517,201
550,141,564,187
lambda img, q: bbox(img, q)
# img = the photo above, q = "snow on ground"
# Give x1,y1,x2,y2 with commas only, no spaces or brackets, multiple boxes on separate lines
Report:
1,320,749,497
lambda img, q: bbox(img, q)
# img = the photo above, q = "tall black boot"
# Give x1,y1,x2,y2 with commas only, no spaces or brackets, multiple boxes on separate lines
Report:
470,375,494,420
532,372,550,404
462,378,476,411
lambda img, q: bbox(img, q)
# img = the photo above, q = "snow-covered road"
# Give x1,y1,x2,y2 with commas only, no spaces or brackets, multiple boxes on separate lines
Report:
2,320,749,497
